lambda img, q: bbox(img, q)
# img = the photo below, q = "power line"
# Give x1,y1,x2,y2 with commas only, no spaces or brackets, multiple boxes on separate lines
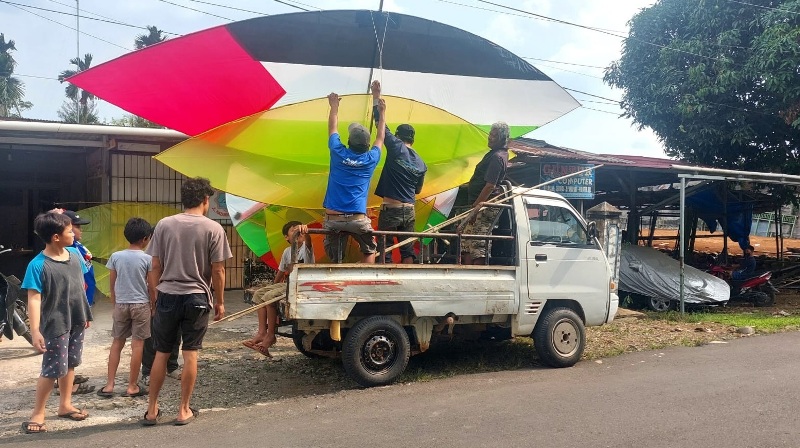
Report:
155,0,233,21
6,0,182,36
45,0,182,36
476,0,730,64
182,0,270,15
564,87,621,103
582,106,620,116
579,98,620,106
269,0,310,11
522,57,606,70
16,73,60,80
1,0,131,51
535,63,604,80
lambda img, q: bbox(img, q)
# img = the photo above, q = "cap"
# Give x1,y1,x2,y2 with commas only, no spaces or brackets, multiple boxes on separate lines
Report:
396,124,415,143
63,210,90,225
347,122,371,150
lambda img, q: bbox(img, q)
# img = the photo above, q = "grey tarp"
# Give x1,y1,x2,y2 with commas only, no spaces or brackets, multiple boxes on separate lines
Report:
620,245,729,304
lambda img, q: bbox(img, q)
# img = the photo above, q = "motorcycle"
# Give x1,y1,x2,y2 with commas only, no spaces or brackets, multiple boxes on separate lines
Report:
709,264,778,307
0,245,33,345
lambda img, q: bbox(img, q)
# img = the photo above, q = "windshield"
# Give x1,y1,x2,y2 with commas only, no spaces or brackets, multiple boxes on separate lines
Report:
527,203,588,245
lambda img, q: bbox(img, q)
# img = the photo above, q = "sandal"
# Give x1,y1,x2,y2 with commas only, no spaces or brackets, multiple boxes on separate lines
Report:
58,409,88,421
21,421,47,434
140,409,162,426
54,374,88,388
54,383,95,396
97,387,114,398
174,407,199,426
122,387,148,398
245,342,273,358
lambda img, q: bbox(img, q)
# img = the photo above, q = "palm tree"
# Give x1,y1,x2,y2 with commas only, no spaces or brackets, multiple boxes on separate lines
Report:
134,26,167,50
0,33,32,118
58,53,93,104
57,54,96,124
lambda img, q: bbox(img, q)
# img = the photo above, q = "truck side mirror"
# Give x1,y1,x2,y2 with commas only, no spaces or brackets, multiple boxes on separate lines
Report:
587,221,598,242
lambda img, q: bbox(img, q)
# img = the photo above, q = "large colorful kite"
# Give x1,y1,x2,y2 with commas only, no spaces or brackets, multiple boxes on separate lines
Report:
66,10,579,137
66,10,578,263
226,188,458,269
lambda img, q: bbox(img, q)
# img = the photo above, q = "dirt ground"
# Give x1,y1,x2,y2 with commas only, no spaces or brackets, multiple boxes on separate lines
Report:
2,288,799,438
648,229,800,256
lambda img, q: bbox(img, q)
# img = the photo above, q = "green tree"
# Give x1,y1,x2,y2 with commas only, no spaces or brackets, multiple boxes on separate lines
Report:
57,97,100,124
605,0,800,173
109,114,163,128
0,33,33,117
134,25,167,49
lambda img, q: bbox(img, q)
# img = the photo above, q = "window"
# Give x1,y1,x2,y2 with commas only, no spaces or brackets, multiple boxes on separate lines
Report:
528,204,587,245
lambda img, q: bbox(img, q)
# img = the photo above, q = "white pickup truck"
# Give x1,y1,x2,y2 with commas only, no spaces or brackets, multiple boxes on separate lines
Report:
283,188,619,387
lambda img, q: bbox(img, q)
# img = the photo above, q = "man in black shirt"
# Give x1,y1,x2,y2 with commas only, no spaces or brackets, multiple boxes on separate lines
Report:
371,80,428,263
457,122,510,265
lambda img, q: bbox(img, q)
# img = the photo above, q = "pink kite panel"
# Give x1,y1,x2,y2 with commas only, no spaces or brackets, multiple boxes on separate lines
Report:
68,26,285,135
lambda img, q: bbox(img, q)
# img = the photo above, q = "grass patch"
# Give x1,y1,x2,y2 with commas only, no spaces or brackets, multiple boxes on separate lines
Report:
646,310,800,333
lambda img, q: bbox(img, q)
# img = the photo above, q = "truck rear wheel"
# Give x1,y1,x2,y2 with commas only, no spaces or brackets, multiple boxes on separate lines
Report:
533,307,585,368
342,316,410,387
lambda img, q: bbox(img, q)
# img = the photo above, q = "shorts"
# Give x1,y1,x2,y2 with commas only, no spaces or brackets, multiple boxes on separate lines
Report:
151,292,210,352
377,204,416,262
461,207,502,258
323,215,377,262
112,303,151,340
252,284,284,304
41,325,85,379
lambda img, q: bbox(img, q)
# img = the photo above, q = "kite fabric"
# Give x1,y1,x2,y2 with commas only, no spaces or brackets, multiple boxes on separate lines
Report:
226,188,458,269
66,10,579,137
77,202,181,260
155,95,488,209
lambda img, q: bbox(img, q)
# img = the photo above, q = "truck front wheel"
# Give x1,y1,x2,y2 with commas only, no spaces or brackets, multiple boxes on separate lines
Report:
342,316,410,387
533,307,585,368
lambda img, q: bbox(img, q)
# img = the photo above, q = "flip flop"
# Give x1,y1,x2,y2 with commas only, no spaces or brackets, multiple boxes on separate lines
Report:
54,374,88,388
96,387,114,398
140,409,162,427
122,387,148,398
57,409,88,421
174,407,199,426
242,340,258,349
21,421,47,434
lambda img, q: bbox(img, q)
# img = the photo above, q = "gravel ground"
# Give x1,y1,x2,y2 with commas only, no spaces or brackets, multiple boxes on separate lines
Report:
2,290,796,438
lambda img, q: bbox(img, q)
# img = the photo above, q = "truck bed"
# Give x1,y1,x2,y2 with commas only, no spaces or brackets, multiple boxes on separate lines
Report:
286,263,518,321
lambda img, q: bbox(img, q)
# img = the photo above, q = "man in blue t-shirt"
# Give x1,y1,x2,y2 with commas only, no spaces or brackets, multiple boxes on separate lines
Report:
731,245,757,281
370,80,427,263
322,92,386,263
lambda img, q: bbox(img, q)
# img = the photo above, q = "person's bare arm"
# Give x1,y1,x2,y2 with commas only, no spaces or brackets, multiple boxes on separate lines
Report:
211,261,226,321
148,256,162,313
27,290,45,352
274,270,287,284
458,183,495,231
108,270,117,305
328,92,340,136
373,98,387,148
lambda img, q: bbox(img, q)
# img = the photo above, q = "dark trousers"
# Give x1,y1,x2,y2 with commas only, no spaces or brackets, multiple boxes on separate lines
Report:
141,318,180,375
377,205,416,263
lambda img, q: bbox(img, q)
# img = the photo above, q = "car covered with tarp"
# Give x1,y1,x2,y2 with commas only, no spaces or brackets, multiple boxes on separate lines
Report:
620,245,729,311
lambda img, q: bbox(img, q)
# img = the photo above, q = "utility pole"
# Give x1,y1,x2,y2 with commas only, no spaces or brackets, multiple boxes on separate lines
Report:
76,0,80,60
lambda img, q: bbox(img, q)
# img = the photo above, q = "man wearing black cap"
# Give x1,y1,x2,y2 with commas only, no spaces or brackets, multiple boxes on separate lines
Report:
370,80,427,263
323,92,386,263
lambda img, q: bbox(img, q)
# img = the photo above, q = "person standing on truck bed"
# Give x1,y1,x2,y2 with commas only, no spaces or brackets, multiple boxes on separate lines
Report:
370,80,427,263
323,91,386,263
457,122,511,265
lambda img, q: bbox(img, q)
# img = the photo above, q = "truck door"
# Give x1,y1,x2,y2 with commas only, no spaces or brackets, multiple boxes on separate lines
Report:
520,200,610,327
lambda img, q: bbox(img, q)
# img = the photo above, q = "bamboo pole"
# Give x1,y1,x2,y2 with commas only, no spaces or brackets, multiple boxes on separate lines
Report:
209,294,285,325
382,164,603,254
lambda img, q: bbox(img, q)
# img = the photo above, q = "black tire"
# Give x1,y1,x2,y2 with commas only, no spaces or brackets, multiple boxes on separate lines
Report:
533,307,585,368
13,301,33,347
751,291,773,307
342,316,410,387
292,326,323,359
647,296,672,312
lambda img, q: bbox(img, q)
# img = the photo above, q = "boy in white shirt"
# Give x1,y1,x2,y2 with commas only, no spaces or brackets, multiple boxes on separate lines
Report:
243,221,312,358
97,218,155,398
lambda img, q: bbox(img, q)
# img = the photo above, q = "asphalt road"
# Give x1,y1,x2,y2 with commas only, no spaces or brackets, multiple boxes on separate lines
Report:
4,333,800,447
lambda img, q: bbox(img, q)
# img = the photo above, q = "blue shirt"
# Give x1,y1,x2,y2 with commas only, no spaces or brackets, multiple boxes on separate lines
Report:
71,241,96,306
22,247,92,339
323,133,381,214
372,124,426,204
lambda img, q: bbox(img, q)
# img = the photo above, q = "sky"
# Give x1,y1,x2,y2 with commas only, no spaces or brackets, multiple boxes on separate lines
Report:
1,0,666,157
